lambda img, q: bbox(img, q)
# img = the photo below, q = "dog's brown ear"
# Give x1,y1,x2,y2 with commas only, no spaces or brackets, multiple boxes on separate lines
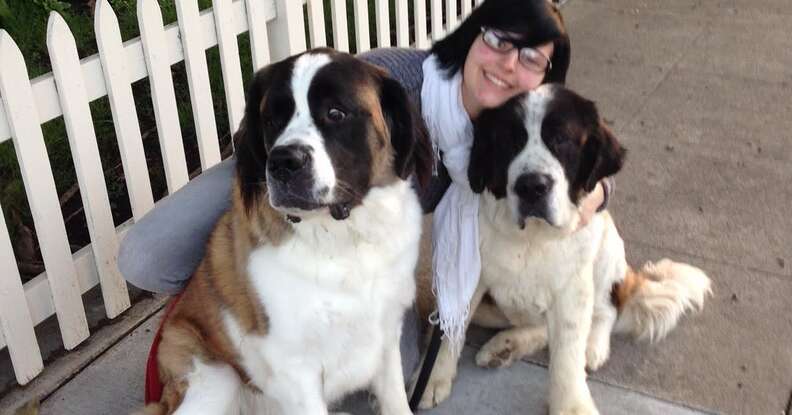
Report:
379,76,433,188
580,122,626,193
235,66,275,211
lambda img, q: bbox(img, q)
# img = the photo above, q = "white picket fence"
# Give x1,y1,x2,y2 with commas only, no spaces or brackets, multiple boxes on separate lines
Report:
0,0,480,388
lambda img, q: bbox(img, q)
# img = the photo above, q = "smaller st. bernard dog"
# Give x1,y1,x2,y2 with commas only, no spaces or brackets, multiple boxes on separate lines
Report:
137,48,431,415
418,84,711,414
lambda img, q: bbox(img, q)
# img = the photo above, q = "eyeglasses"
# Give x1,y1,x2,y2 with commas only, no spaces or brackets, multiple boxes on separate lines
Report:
480,27,553,74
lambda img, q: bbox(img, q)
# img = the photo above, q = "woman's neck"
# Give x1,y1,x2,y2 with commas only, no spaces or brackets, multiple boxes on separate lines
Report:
460,75,481,121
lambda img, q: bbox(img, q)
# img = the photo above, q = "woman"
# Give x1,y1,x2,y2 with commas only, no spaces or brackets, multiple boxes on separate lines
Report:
120,0,609,406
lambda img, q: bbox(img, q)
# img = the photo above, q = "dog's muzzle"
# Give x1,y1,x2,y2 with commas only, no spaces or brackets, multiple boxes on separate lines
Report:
266,144,323,210
514,172,553,228
266,144,352,220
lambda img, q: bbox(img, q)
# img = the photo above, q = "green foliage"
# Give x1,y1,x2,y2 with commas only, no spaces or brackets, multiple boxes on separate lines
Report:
0,0,10,21
32,0,70,14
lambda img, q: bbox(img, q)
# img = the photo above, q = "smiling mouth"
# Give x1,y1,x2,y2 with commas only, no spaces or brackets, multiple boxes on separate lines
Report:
484,71,511,89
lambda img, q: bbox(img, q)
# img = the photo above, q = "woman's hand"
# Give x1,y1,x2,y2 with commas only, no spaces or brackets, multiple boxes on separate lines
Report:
576,181,605,230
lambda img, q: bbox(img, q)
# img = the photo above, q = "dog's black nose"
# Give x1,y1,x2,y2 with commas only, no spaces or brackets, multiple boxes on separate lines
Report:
268,145,311,181
514,173,553,202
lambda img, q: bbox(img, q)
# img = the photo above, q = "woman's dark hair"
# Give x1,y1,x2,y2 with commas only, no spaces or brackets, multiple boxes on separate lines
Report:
430,0,570,84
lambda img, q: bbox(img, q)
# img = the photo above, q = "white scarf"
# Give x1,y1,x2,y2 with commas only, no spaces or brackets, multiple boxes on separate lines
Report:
421,55,480,354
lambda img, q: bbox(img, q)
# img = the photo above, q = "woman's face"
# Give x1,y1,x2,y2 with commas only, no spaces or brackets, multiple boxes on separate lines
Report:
461,33,554,119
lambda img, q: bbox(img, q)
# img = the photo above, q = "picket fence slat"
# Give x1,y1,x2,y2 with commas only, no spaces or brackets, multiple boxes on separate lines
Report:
446,0,458,31
413,0,429,49
328,0,349,52
245,0,273,71
266,0,306,62
462,0,473,16
306,0,327,48
47,13,131,319
374,0,390,48
0,204,43,385
213,0,246,134
431,0,444,41
176,0,222,171
394,0,409,47
0,31,90,350
95,0,155,222
352,0,370,53
138,0,190,194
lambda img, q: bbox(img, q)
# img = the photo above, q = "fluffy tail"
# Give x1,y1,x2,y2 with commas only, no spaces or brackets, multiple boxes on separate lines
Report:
613,258,712,342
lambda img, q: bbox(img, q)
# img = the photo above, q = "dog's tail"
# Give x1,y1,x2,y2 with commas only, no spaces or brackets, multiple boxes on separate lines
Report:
612,258,711,342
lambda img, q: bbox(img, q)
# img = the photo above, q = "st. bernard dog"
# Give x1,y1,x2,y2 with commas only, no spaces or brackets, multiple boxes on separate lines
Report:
137,48,432,415
418,84,712,414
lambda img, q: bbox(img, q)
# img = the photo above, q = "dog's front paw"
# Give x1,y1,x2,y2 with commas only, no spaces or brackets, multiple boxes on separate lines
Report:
417,373,454,409
552,396,599,415
558,406,600,415
475,339,517,369
585,337,610,371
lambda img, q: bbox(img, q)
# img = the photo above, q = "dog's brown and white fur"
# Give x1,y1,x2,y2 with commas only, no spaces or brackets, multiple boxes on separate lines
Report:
138,49,432,415
417,84,711,414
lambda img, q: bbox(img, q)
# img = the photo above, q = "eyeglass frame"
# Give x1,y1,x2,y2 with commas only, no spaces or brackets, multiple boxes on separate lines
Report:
479,27,553,74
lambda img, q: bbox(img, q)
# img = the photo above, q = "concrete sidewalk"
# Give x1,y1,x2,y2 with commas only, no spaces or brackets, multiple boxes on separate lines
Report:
41,315,712,415
31,0,792,414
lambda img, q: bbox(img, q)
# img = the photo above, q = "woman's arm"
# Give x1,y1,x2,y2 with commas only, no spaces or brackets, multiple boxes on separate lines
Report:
577,177,615,229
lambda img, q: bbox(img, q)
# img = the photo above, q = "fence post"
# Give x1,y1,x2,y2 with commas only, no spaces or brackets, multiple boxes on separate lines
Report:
95,0,155,221
175,0,222,171
47,12,131,319
267,0,306,62
0,204,43,384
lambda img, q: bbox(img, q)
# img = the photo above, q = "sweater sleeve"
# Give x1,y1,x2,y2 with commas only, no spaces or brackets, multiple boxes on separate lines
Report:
357,48,429,106
597,176,615,212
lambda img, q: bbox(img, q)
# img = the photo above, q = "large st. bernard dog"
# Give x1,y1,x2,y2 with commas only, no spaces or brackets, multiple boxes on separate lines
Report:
138,49,431,415
418,84,711,414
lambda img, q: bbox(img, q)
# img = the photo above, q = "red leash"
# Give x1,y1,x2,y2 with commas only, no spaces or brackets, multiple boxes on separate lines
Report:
144,293,184,404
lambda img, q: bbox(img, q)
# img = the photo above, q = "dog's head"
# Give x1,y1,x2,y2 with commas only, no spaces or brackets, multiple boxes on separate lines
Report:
469,84,626,232
234,49,431,220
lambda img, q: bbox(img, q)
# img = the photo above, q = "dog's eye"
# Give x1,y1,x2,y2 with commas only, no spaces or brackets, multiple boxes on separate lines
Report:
327,108,347,123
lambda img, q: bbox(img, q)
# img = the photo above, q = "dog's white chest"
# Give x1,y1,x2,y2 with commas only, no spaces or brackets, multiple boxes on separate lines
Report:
226,182,421,405
478,195,602,326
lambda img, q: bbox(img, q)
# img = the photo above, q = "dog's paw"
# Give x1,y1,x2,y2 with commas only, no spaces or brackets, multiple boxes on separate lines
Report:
585,336,610,371
557,406,600,415
475,340,517,369
417,375,454,409
476,328,546,369
554,401,600,415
